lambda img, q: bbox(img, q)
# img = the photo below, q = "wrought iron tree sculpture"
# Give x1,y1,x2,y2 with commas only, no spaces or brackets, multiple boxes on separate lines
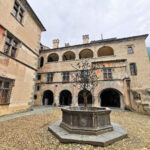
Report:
71,59,98,107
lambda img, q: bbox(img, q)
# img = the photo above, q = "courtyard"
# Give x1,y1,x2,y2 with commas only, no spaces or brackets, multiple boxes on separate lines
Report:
0,107,150,150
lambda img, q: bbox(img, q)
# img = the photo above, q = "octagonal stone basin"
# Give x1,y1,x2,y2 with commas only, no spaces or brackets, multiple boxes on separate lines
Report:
60,107,113,135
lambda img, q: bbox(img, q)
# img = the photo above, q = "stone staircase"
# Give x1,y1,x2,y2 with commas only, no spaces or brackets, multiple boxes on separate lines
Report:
135,100,150,115
142,102,150,115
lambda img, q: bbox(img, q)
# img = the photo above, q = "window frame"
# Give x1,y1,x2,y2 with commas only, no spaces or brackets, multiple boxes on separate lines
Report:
4,33,19,58
132,91,141,100
47,73,54,83
62,72,70,82
0,77,14,105
12,0,24,24
80,70,90,83
103,68,112,80
34,95,37,100
130,63,137,76
128,46,134,54
39,57,44,68
36,85,40,91
37,74,41,80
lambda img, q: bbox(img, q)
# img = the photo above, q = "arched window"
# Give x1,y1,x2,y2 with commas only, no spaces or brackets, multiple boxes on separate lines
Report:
79,49,93,59
98,46,114,57
47,53,59,62
39,57,44,68
63,51,75,61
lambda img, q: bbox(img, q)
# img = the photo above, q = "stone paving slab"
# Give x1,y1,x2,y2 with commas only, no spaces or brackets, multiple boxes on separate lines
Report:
48,120,128,147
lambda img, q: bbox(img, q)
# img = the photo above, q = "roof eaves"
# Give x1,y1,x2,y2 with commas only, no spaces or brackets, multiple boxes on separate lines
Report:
24,0,46,31
40,34,149,52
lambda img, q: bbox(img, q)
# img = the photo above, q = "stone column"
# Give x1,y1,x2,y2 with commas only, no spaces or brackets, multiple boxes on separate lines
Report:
93,96,99,107
40,95,43,106
72,96,78,106
54,96,60,106
93,49,97,58
59,55,63,61
120,95,124,109
75,52,79,60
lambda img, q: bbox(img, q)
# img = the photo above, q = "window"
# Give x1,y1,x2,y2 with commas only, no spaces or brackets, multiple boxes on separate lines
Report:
62,72,70,82
39,57,44,68
34,95,37,100
0,78,14,105
36,85,40,91
132,91,141,100
4,36,11,55
130,63,137,75
4,34,18,58
37,75,41,80
103,68,112,80
12,1,24,23
47,73,54,82
80,70,89,83
128,46,134,54
12,1,18,16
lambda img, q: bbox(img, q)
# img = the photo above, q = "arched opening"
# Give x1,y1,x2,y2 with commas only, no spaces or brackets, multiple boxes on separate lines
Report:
59,90,72,106
42,90,54,105
78,90,92,106
98,46,114,57
63,51,75,61
100,89,121,108
39,57,44,67
47,53,59,62
79,49,93,59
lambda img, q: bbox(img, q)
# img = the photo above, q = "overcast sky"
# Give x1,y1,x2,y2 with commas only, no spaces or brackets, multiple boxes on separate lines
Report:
28,0,150,48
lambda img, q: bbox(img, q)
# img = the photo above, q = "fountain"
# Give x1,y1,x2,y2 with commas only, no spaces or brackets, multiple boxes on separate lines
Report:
60,107,113,135
48,106,127,147
48,59,127,146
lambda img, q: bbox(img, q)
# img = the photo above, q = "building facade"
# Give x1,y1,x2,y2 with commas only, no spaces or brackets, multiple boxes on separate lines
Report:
36,34,150,114
0,0,45,116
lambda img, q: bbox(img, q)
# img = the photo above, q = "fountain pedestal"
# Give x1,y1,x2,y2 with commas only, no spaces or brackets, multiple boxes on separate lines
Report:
48,107,127,147
60,107,113,135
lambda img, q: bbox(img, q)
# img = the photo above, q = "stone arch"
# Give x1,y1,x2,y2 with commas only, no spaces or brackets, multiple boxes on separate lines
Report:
79,49,93,59
59,90,72,106
98,46,114,57
42,90,54,105
62,51,76,61
39,57,44,67
78,90,92,106
99,88,123,108
47,53,59,62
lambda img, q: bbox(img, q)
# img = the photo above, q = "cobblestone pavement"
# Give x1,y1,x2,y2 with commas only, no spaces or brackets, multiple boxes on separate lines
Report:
0,107,150,150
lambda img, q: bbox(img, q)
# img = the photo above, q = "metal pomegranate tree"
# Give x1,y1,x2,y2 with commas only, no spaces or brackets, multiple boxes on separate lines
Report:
71,58,98,107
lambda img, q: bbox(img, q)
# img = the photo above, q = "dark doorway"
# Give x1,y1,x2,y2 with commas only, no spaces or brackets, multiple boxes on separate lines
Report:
100,89,120,108
59,90,72,106
42,90,54,105
78,90,92,106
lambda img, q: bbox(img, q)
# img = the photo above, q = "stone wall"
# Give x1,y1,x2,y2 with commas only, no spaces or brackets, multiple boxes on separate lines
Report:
0,0,44,116
36,35,150,113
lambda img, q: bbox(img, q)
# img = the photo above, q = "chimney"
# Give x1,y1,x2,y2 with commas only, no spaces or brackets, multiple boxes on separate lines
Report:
65,43,70,47
83,34,89,44
53,39,59,48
